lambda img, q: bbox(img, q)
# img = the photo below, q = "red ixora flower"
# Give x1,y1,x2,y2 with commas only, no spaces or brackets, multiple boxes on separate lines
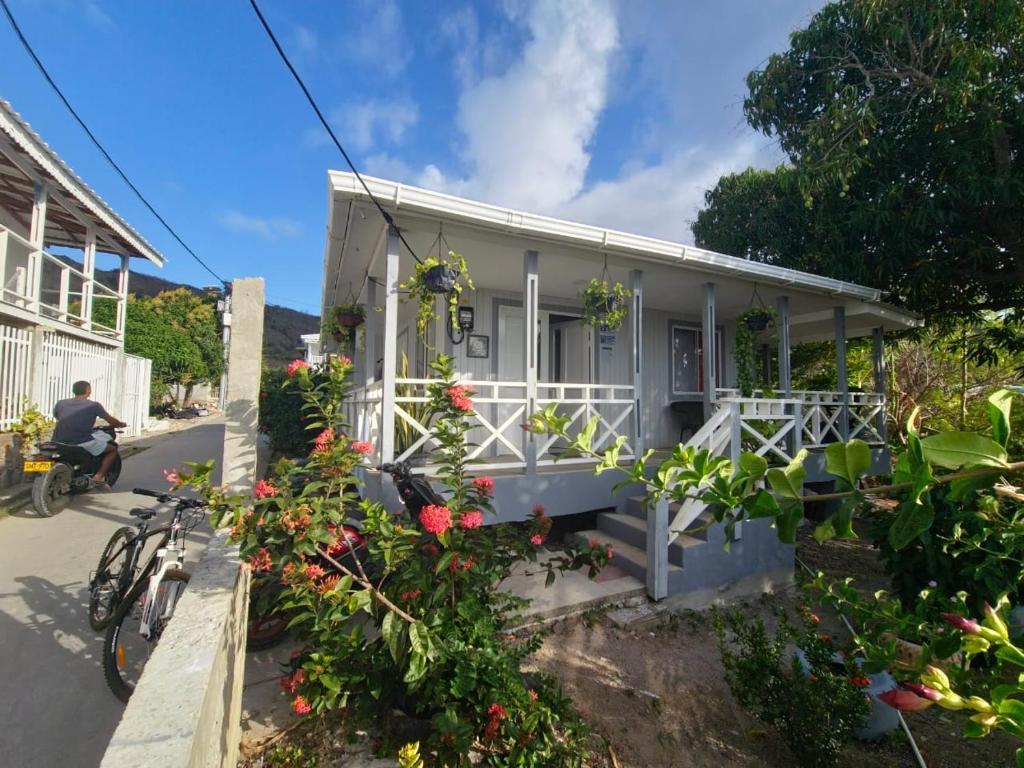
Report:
338,355,352,366
280,669,305,693
483,702,508,740
401,589,422,601
849,675,872,689
247,548,273,573
532,503,545,515
460,510,484,530
350,441,374,455
530,534,543,546
292,695,312,715
421,543,439,557
472,476,495,495
163,468,180,485
313,428,335,452
287,359,309,377
605,546,614,560
445,385,474,412
419,504,453,535
878,683,941,712
254,479,278,499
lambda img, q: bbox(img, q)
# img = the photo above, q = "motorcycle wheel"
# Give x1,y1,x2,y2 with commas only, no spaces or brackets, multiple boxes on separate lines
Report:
105,454,123,488
32,463,73,517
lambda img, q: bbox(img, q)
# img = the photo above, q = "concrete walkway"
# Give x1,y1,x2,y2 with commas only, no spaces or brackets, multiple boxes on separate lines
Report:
0,419,224,768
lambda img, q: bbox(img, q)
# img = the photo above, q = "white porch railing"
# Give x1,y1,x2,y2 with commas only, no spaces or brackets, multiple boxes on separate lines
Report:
1,225,124,340
535,383,636,467
715,388,885,448
344,381,384,465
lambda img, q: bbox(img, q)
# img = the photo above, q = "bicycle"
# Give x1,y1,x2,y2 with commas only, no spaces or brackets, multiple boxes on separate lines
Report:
95,488,206,701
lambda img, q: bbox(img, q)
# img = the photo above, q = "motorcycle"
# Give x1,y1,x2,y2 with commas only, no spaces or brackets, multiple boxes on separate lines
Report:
245,461,446,651
25,425,123,517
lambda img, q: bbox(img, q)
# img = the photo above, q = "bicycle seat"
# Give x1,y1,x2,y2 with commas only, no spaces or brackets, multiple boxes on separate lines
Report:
129,507,157,520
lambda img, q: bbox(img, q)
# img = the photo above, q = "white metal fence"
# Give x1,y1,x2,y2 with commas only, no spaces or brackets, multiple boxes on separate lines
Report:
0,321,152,436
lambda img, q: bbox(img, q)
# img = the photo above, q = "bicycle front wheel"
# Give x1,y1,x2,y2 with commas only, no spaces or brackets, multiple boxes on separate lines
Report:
89,526,135,631
103,569,191,702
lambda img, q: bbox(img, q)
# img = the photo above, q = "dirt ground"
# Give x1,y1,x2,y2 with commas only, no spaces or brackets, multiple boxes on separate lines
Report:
239,520,1020,767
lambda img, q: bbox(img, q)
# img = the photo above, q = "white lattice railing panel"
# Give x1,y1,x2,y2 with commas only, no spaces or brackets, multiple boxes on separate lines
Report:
0,323,32,430
535,383,636,467
800,391,885,447
345,382,384,464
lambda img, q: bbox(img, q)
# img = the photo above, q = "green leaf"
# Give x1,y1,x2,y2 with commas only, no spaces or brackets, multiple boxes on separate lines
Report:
1016,747,1024,768
824,439,871,489
888,500,935,550
743,489,780,519
989,389,1014,448
738,452,768,480
434,551,454,574
767,449,808,499
404,650,426,684
813,518,836,544
999,698,1024,724
775,502,802,544
920,432,1007,470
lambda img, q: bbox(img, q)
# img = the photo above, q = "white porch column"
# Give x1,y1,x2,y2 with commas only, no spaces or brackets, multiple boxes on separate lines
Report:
82,226,97,331
379,225,401,465
364,278,377,386
834,307,850,441
646,496,669,601
631,269,644,457
701,282,716,420
116,254,130,340
872,326,888,443
523,250,539,474
27,181,48,313
777,295,791,396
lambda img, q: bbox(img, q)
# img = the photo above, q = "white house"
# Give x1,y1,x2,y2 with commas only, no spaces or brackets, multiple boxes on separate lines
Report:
320,171,920,600
0,99,163,435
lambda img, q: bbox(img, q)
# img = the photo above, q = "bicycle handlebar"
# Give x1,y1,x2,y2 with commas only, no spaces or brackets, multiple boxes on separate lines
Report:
132,488,205,508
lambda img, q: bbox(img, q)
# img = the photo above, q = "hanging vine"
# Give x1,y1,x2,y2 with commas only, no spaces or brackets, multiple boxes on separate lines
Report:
734,285,776,396
580,255,629,331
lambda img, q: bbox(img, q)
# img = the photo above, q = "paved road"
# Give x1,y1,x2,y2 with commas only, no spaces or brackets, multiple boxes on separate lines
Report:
0,419,224,768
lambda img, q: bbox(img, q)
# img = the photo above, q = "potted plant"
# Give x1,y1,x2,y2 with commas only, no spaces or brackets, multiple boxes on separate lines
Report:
580,277,629,331
323,303,366,343
735,306,776,396
402,251,473,339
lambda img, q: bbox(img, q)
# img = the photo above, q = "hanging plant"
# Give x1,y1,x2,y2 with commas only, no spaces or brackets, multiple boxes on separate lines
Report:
735,306,776,397
323,302,366,343
402,250,473,339
580,257,629,331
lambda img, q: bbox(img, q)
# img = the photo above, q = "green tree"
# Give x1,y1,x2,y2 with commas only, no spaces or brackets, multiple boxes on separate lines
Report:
695,0,1024,350
148,288,223,402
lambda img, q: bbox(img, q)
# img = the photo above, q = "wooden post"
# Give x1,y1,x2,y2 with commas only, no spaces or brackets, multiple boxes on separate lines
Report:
27,181,47,313
82,226,96,331
631,269,644,458
116,254,130,340
835,307,849,441
524,250,539,475
777,295,791,396
379,226,401,465
702,282,716,420
364,278,377,386
872,326,888,443
646,496,669,600
729,398,743,540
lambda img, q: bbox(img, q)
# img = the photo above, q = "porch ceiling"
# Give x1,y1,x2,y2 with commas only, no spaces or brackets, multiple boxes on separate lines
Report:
323,173,920,337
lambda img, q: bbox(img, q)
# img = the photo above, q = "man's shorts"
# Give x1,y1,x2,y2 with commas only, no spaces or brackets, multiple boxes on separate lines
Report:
77,430,113,457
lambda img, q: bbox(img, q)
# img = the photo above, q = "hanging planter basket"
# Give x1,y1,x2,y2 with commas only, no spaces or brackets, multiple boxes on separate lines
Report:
744,309,772,332
324,302,366,343
423,264,459,294
580,256,629,331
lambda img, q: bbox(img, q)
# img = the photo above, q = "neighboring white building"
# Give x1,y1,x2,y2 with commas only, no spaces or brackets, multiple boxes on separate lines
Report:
0,99,162,435
299,332,326,365
320,171,920,600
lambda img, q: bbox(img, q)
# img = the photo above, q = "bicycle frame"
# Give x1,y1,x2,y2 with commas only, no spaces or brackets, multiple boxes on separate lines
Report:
137,510,193,639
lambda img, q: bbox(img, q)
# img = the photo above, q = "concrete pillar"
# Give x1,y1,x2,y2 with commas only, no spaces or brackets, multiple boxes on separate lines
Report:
364,279,377,386
27,181,47,313
835,306,849,441
523,250,539,475
631,269,644,458
777,295,791,396
701,282,716,420
222,278,265,495
872,327,888,443
82,226,96,330
379,226,401,465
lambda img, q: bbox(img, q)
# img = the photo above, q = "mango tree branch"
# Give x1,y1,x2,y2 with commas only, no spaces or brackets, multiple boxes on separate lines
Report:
314,545,417,625
801,461,1024,503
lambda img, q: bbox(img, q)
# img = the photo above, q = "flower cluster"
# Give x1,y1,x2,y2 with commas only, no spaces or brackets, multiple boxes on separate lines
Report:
350,441,374,455
472,476,494,495
286,359,309,377
313,427,335,452
445,384,475,412
247,547,273,572
483,702,508,740
254,479,278,499
419,504,453,535
459,510,484,529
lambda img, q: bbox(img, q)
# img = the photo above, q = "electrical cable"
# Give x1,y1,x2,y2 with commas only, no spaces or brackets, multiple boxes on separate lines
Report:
248,0,423,265
0,0,227,286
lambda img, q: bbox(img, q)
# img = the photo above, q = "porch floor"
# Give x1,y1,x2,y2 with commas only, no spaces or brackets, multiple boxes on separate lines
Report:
505,552,644,623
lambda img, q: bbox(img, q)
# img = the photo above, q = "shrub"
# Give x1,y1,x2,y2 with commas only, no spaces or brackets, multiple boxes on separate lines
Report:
183,354,611,766
259,366,323,456
714,608,870,768
7,402,54,454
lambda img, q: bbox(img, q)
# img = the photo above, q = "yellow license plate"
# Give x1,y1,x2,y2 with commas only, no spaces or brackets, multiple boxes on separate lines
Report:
23,460,54,473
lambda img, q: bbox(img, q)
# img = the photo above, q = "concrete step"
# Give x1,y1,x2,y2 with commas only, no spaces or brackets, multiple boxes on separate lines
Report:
573,529,686,593
625,495,712,542
598,511,708,567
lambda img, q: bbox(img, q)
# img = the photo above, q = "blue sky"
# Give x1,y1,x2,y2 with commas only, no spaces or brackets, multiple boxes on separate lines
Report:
1,0,824,314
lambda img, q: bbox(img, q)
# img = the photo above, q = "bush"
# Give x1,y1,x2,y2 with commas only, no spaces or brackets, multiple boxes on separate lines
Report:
714,608,870,768
183,355,612,766
259,366,322,456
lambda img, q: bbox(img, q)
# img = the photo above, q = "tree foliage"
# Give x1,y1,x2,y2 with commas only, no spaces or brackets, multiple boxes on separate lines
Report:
695,0,1024,324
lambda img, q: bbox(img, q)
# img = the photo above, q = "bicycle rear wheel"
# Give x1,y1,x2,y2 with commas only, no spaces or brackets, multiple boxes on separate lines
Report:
89,526,135,631
103,569,190,702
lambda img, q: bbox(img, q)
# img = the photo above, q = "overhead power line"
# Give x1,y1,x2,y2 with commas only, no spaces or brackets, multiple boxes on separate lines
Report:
248,0,423,265
0,0,227,285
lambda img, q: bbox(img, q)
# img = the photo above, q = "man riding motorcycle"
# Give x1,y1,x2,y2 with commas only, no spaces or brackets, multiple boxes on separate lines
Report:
52,380,126,486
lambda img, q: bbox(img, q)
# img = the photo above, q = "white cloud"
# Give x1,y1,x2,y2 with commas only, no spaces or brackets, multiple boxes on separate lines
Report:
345,0,410,78
221,211,302,240
429,0,619,211
292,25,318,54
305,98,419,153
